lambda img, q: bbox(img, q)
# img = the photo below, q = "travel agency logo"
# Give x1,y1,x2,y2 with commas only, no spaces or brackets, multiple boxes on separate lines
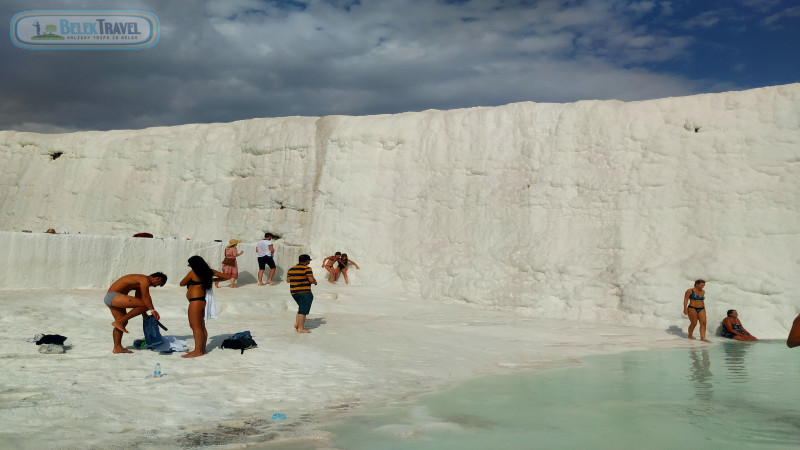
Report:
10,10,159,50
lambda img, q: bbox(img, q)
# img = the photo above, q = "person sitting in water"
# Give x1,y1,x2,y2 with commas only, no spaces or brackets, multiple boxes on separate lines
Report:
720,309,757,341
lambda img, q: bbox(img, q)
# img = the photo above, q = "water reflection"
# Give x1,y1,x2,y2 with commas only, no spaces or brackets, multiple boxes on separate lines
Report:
687,348,714,417
319,343,800,450
721,342,750,383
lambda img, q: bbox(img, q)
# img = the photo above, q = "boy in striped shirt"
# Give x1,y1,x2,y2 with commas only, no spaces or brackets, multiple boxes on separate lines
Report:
287,254,317,333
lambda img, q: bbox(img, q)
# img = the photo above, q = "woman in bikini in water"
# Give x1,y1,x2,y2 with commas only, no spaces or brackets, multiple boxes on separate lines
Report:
683,279,711,342
180,255,229,358
721,309,757,341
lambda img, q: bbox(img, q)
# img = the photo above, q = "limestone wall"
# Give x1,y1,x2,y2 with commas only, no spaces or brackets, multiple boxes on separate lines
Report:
2,84,799,333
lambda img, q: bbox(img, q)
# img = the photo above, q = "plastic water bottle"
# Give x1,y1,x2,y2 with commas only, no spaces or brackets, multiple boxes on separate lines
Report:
154,362,161,378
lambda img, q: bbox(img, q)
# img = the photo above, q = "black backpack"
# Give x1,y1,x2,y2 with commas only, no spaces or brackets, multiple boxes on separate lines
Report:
220,331,257,354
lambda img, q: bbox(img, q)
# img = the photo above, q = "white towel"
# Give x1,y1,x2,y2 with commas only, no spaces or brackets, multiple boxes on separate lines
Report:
149,335,188,352
205,288,219,321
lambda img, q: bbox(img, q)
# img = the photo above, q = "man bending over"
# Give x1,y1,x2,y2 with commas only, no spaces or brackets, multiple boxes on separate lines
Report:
105,272,167,354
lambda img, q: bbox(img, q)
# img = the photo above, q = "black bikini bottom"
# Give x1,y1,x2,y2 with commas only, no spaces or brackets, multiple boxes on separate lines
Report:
188,297,206,302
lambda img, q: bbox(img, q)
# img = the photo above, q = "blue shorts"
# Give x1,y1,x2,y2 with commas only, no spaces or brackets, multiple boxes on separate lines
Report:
258,255,276,270
292,292,314,315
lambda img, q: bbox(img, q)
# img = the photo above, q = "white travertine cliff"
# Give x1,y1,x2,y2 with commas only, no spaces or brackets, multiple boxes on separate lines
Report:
1,84,799,336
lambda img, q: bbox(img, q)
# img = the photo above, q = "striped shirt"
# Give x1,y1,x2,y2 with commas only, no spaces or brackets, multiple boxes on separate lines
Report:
287,264,313,294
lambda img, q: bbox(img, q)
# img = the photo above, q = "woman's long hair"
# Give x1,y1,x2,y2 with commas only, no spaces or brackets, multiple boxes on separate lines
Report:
188,255,214,290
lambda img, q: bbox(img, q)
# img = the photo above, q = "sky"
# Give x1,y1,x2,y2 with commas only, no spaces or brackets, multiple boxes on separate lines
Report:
1,0,798,133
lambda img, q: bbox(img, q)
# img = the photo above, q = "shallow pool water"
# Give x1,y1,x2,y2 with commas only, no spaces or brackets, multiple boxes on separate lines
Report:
321,341,800,449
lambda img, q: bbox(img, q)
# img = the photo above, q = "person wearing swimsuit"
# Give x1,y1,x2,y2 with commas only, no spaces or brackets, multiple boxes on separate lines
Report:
683,279,711,342
180,255,229,358
334,253,360,285
105,272,167,354
721,310,757,341
322,252,341,284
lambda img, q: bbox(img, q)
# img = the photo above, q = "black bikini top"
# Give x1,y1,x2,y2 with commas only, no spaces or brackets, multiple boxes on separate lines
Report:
185,279,203,287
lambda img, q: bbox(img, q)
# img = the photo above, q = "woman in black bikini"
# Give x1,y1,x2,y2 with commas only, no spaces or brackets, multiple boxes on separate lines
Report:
180,255,229,358
683,279,711,342
334,253,360,284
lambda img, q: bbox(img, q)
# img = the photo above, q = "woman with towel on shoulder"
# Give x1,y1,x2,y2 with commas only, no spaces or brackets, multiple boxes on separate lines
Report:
216,239,244,288
180,255,229,358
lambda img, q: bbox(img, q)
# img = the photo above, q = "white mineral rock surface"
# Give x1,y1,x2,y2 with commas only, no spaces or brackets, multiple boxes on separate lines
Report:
0,84,798,448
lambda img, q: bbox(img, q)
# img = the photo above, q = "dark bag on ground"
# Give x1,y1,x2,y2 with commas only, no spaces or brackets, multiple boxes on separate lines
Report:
36,334,67,345
220,330,257,354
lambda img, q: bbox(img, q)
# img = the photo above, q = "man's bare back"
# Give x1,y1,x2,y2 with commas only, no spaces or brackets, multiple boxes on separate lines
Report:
108,274,148,296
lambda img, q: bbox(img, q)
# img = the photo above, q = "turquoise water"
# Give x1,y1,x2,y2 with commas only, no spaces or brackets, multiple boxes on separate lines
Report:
322,341,800,449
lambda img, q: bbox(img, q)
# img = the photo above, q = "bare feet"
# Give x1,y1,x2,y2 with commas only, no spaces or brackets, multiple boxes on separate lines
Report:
268,281,278,285
701,338,712,343
296,328,311,333
328,279,336,284
111,322,129,333
112,347,133,354
231,286,239,288
258,283,266,286
181,351,204,358
687,336,695,340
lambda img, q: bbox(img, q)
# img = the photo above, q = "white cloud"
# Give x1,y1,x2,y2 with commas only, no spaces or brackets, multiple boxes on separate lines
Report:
0,0,742,131
761,5,800,28
682,10,724,29
627,1,657,16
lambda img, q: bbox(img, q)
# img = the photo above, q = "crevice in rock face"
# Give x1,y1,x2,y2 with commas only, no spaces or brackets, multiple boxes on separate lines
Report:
50,152,63,160
275,201,306,213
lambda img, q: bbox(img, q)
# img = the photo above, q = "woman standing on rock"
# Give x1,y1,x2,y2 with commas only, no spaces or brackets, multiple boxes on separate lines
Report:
216,239,244,288
683,279,711,343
